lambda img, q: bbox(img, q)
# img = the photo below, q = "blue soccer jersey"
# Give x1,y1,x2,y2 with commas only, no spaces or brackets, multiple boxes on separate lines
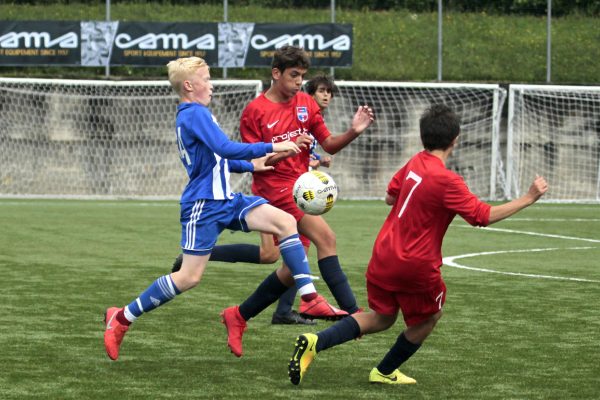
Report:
175,102,272,202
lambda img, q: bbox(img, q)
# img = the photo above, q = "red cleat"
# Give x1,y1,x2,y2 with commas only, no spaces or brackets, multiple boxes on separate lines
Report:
104,307,129,361
299,294,349,321
220,306,247,357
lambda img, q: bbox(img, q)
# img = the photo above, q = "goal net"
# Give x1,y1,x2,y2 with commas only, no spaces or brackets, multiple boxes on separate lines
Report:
507,85,600,202
0,78,506,200
319,82,507,200
0,78,262,199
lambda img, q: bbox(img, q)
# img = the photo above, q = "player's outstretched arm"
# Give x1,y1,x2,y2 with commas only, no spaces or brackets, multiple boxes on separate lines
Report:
265,136,313,167
320,105,374,155
273,140,301,154
488,175,548,224
251,154,276,172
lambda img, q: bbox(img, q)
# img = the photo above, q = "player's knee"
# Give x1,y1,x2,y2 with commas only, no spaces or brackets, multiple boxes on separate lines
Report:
180,272,202,290
424,310,443,332
315,229,336,249
173,266,204,291
277,212,298,236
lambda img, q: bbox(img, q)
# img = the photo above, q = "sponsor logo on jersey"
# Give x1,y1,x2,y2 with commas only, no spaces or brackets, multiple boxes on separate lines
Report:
296,107,308,122
271,127,309,143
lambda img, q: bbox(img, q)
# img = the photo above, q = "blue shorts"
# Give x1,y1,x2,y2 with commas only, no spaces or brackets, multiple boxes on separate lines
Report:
180,193,268,255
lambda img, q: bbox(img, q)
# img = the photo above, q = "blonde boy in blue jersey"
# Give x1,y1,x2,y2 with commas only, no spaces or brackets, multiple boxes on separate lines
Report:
103,57,327,360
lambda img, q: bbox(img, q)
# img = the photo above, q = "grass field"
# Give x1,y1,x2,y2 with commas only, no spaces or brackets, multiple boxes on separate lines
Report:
0,199,598,399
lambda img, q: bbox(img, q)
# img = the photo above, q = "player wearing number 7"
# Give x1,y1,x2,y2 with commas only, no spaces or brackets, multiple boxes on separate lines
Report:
288,104,549,385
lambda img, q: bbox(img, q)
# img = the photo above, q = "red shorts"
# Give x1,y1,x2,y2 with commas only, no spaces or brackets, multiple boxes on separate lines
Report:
256,181,310,247
366,279,447,326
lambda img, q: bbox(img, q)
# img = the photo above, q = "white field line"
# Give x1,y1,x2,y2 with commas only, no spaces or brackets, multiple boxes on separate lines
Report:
456,225,600,244
508,218,600,222
443,247,600,283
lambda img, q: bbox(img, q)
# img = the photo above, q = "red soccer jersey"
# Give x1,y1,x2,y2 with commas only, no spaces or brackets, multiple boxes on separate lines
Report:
366,151,491,293
240,91,331,195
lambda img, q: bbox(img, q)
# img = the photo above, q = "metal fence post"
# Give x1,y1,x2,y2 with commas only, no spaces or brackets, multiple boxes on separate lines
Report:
330,0,335,78
547,0,552,82
105,0,111,78
437,0,442,81
223,0,228,78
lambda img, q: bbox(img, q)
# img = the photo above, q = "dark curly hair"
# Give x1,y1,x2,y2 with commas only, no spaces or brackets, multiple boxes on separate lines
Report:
305,74,338,97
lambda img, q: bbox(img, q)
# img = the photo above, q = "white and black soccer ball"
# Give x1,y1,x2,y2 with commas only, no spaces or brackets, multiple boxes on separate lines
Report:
293,171,338,215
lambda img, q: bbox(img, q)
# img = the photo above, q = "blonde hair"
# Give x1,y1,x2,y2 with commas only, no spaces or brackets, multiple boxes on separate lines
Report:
166,57,209,96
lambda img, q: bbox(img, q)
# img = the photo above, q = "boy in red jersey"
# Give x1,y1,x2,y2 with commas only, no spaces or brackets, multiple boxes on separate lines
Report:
288,104,548,385
223,46,374,328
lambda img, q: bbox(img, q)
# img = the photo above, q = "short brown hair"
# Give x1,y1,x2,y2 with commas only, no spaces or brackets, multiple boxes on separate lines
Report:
271,45,310,72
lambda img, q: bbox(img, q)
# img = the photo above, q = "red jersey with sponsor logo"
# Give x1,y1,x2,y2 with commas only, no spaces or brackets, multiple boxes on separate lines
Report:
366,151,491,293
240,91,331,196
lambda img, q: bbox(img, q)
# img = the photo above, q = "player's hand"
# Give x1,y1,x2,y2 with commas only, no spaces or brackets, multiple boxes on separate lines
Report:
295,134,314,149
320,156,332,168
251,153,276,172
272,140,301,154
309,159,320,169
527,175,548,202
350,105,375,135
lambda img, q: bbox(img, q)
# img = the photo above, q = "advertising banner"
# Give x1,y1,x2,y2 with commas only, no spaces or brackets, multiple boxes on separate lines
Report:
240,23,353,67
0,20,80,65
0,21,352,68
109,22,218,66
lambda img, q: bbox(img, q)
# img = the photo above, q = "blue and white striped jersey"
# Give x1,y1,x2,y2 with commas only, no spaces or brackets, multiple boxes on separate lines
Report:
175,102,273,202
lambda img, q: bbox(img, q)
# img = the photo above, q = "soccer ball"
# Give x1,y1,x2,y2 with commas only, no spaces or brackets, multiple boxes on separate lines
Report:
293,171,338,215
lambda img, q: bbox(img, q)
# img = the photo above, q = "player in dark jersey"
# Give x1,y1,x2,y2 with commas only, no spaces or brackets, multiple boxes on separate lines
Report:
288,104,548,385
103,56,326,361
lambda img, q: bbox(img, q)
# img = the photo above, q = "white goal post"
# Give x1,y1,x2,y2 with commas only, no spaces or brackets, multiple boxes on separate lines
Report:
0,78,262,199
0,78,506,200
507,84,600,202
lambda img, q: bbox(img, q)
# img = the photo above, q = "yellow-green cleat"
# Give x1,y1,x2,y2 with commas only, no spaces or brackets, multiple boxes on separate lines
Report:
288,333,318,385
369,367,417,385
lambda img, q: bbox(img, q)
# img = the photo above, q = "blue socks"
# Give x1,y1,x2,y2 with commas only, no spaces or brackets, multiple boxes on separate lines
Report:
123,275,181,322
279,234,315,297
315,315,361,352
318,255,358,313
